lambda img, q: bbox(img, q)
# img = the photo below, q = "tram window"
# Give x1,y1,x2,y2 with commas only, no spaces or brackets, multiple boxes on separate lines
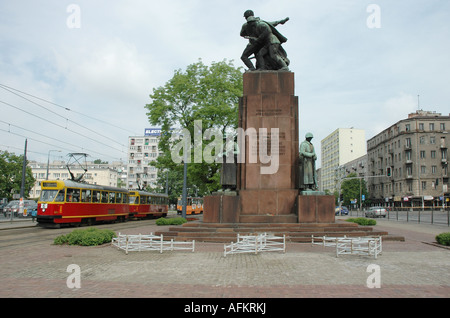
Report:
40,190,58,202
81,189,92,203
55,190,65,202
123,193,129,204
66,188,80,202
109,192,116,203
92,191,101,203
101,191,108,203
129,196,137,204
116,192,122,204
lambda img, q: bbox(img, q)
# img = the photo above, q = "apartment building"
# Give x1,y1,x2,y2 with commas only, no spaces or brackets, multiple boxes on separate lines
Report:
367,110,449,207
320,128,366,193
29,160,125,199
126,128,163,190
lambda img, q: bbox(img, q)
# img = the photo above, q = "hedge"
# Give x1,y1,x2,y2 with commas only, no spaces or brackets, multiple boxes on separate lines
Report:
435,232,450,246
54,228,116,246
155,217,187,226
346,217,377,226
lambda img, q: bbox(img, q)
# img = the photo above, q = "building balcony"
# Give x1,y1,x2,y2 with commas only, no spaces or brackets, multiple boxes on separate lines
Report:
405,159,413,165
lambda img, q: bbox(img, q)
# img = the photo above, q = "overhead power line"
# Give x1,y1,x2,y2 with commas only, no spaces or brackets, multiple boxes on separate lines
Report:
0,99,126,154
0,83,138,135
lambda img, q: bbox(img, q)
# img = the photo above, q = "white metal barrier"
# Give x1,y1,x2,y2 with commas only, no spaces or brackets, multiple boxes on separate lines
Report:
112,233,195,254
224,233,286,257
336,236,382,259
311,235,347,247
311,235,382,259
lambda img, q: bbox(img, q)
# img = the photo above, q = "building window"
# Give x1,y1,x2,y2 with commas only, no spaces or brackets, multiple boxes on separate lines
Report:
420,136,425,144
429,123,434,131
420,151,426,159
419,123,424,130
431,150,436,159
430,136,436,144
421,181,426,190
440,123,446,131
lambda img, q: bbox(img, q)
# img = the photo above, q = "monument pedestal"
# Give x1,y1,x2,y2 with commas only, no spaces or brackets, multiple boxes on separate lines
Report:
297,194,335,223
203,71,334,224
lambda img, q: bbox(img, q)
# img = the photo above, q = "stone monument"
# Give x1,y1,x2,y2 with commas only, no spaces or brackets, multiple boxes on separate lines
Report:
203,10,334,224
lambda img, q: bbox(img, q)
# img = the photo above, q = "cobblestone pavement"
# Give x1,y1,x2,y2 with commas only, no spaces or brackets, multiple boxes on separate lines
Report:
0,218,449,299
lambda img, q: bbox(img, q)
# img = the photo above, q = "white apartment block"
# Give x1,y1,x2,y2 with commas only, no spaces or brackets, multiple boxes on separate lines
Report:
28,160,125,199
127,128,163,190
320,128,366,193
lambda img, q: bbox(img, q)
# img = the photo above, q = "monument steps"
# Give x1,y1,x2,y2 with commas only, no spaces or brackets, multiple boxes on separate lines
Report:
155,220,402,243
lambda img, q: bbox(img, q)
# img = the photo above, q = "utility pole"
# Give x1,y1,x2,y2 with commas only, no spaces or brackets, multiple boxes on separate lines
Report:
20,139,27,198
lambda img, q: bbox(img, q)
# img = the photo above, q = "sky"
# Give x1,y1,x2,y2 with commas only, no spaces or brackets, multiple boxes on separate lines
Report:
0,0,449,168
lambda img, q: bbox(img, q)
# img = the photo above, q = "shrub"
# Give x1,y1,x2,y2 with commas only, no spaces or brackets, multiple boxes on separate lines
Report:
346,217,376,226
54,228,116,246
435,232,450,246
156,217,187,226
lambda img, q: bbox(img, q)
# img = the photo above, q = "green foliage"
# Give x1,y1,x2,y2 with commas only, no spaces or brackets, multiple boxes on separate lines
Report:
145,59,243,199
340,173,368,206
435,232,450,246
0,150,36,200
54,228,116,246
156,217,187,226
346,217,377,226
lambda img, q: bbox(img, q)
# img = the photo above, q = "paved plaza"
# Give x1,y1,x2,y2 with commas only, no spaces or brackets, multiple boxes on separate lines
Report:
0,217,449,300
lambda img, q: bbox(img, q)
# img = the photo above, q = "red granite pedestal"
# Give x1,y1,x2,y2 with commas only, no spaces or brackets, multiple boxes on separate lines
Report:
203,71,334,224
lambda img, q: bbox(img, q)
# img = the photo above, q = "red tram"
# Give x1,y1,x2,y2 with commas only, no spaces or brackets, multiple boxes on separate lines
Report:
128,190,168,219
37,180,131,227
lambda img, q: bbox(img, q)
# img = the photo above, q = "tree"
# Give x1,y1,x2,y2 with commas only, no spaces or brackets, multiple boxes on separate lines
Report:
0,150,36,200
340,172,368,207
145,59,243,199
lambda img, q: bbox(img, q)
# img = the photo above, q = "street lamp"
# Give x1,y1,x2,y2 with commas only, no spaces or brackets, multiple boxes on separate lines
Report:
46,150,61,180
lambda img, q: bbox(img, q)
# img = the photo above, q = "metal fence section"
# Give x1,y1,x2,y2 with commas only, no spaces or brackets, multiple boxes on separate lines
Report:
311,235,347,247
336,236,382,259
223,232,286,257
348,208,450,226
112,233,195,254
311,235,382,259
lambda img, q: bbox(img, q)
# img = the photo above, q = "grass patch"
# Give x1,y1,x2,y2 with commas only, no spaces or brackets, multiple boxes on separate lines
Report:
346,217,377,226
155,217,187,226
54,228,116,246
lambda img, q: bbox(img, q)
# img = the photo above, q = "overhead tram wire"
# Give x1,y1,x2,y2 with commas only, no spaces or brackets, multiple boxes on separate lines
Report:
0,99,126,155
0,84,127,148
0,83,139,136
0,128,124,162
0,119,122,160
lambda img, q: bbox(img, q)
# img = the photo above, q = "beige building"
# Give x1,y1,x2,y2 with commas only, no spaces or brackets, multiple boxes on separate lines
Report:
320,128,367,193
29,160,126,199
367,110,449,207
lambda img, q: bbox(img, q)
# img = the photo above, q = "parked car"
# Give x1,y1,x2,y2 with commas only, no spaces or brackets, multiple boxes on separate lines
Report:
3,200,37,218
335,206,349,215
365,206,387,218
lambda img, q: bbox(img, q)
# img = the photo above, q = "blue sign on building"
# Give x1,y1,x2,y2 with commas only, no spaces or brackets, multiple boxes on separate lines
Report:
144,128,162,136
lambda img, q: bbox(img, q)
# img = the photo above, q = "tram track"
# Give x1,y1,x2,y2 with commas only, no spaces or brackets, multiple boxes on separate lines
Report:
0,219,159,250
